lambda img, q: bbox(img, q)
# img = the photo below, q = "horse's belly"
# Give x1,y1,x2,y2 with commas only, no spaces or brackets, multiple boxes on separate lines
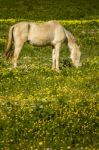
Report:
28,34,52,46
29,38,50,46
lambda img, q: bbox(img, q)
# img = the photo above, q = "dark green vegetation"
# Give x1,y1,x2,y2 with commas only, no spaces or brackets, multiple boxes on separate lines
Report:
0,0,99,149
0,0,99,20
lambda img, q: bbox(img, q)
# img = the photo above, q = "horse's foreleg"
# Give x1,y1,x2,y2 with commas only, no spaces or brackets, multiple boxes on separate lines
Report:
52,48,56,70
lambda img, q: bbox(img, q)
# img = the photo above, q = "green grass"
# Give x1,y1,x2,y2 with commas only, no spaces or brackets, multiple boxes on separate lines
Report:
0,20,99,149
0,0,99,149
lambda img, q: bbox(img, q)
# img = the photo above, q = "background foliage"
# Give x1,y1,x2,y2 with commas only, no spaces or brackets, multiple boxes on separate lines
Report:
0,0,99,20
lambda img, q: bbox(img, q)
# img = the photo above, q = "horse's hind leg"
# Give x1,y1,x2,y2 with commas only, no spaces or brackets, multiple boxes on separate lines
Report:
12,41,24,68
55,43,61,71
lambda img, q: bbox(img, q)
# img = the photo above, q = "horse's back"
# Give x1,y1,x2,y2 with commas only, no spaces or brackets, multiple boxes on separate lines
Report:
13,20,62,35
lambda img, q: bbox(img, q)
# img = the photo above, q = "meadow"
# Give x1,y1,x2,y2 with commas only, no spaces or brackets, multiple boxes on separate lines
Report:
0,0,99,149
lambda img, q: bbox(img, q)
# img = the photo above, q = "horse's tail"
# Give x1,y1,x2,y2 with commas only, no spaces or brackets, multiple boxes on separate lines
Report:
3,26,14,59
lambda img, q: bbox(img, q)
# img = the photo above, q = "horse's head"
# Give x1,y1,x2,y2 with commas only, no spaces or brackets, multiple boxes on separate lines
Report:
70,44,82,67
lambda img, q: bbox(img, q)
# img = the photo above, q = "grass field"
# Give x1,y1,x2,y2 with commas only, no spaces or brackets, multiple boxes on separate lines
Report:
0,0,99,149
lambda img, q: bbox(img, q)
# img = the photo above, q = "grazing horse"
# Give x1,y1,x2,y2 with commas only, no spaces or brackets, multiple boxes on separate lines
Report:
3,20,81,71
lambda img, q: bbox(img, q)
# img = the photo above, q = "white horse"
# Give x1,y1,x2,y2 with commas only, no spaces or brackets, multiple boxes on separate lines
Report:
3,20,81,71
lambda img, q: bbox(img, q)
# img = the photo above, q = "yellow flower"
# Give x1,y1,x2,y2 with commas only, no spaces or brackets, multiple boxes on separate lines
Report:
39,142,43,146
